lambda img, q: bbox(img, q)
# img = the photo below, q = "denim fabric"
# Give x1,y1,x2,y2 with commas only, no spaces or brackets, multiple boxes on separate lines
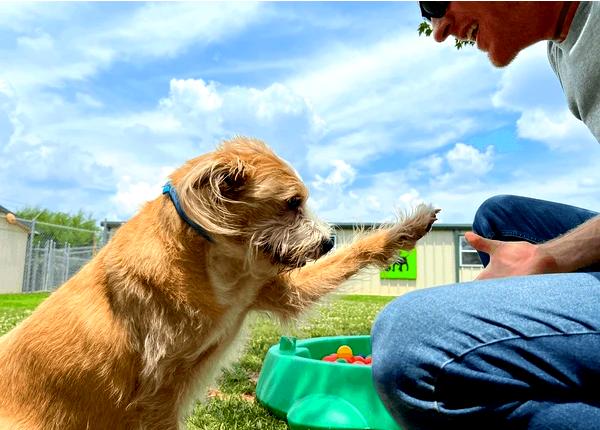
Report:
472,195,599,269
371,196,600,429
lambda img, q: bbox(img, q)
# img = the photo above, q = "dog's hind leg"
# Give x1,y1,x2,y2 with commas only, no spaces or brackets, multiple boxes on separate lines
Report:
253,204,439,319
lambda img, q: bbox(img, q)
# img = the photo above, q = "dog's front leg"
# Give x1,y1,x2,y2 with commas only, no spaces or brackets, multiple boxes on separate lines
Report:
253,204,439,319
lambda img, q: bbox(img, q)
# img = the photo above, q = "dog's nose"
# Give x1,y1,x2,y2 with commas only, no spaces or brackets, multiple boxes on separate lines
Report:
320,238,335,255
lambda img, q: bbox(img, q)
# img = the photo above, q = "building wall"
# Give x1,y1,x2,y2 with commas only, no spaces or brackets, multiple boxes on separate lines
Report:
335,227,482,296
459,266,483,283
0,217,28,294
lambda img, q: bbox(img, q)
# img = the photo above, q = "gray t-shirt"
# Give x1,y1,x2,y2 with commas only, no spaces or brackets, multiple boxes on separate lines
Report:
548,1,600,142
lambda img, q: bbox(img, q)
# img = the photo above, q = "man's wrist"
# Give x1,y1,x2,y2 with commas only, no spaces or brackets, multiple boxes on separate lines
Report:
535,243,562,273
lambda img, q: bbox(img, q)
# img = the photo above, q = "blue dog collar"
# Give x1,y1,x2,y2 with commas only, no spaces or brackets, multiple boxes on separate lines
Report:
162,181,214,243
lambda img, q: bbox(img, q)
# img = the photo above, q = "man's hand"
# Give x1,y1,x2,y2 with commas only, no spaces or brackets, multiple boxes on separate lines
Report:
465,231,559,280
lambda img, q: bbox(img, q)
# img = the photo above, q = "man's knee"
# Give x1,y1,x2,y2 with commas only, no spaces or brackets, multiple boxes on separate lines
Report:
472,194,522,238
371,289,453,402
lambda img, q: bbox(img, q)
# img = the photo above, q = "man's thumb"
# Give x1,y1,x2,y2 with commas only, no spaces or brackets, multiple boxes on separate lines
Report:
465,231,497,254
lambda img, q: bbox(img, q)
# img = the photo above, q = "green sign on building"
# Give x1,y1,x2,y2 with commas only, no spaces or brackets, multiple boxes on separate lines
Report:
380,249,417,280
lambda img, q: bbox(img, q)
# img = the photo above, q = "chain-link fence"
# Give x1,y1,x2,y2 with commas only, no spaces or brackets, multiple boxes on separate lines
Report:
1,214,105,292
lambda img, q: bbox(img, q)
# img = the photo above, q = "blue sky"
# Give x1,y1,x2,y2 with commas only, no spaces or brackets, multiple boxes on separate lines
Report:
1,2,598,224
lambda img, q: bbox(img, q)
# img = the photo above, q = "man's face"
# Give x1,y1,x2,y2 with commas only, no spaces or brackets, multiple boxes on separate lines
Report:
431,2,555,67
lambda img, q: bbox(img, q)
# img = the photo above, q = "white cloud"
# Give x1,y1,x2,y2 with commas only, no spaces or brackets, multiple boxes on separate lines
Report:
288,30,502,171
75,92,104,109
313,159,356,190
310,142,495,223
445,143,494,177
492,42,597,151
1,3,263,90
0,73,326,218
396,188,424,209
111,166,175,218
492,43,565,112
307,129,392,168
95,2,262,59
517,109,594,151
160,79,223,113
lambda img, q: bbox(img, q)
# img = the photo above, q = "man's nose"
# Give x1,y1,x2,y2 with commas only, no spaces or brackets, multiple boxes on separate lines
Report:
431,17,451,43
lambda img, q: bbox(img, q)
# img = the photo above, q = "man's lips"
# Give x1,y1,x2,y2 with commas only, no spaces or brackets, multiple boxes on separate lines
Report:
459,22,479,42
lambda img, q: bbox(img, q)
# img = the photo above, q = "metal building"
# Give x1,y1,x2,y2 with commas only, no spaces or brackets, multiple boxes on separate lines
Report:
0,205,29,294
332,223,483,296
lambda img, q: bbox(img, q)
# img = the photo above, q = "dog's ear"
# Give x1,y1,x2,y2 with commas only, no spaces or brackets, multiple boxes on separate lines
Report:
194,156,248,202
172,155,251,237
217,159,247,200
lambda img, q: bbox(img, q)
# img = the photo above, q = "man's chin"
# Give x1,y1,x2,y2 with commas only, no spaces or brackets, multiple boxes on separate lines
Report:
488,49,518,68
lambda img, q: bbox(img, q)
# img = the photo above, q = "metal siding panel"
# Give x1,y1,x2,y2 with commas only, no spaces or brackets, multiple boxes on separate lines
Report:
329,228,472,296
0,219,29,293
459,267,483,282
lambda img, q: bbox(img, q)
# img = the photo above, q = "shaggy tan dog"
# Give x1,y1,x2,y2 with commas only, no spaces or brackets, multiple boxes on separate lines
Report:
0,137,438,430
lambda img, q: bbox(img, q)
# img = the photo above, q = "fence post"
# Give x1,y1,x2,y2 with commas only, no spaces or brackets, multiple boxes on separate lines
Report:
63,243,70,284
31,248,39,292
49,240,55,290
23,220,36,292
43,240,54,291
102,218,108,246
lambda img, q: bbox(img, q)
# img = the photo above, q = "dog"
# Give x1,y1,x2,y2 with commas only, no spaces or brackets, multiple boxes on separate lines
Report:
0,137,438,430
390,255,409,272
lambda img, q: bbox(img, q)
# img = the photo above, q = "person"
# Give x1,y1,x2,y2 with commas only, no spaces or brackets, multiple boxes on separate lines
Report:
371,2,600,429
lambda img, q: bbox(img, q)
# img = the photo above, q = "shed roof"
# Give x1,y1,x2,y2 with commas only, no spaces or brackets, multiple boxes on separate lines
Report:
0,204,30,233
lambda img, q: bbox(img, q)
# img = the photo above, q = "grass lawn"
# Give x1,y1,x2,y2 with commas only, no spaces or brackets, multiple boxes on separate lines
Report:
0,292,395,429
0,292,50,334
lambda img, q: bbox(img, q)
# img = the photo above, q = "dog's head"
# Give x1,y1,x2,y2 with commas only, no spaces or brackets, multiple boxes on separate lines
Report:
168,137,334,269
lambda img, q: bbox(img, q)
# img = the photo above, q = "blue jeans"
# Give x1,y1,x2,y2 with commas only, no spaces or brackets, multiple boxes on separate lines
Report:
371,195,600,429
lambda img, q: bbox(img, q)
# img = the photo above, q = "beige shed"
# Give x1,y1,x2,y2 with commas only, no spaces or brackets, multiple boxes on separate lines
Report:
0,205,30,294
332,223,483,296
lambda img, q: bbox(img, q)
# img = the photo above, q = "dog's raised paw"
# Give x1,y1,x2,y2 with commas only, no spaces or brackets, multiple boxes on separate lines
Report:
404,204,440,238
427,208,441,232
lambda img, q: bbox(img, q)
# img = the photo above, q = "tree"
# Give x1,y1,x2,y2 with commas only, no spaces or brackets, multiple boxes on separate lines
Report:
418,21,474,50
15,207,100,248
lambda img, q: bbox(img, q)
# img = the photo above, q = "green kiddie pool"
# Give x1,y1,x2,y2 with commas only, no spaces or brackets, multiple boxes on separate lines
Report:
256,335,401,430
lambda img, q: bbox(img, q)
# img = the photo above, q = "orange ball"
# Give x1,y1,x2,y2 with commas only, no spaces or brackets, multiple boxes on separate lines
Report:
336,345,353,359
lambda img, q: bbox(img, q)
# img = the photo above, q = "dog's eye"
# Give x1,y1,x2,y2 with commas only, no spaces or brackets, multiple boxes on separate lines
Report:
287,196,303,211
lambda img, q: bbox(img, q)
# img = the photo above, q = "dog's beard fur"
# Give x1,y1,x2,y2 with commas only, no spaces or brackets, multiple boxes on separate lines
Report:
251,209,331,268
0,136,439,430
